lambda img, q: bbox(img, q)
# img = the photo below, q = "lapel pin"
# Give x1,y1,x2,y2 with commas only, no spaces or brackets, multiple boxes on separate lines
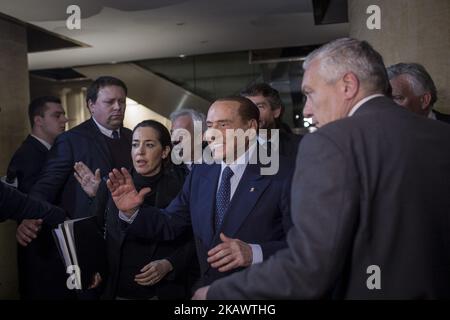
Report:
250,187,255,192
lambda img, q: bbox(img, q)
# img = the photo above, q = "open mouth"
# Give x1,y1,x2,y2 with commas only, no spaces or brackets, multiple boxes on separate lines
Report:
135,159,148,167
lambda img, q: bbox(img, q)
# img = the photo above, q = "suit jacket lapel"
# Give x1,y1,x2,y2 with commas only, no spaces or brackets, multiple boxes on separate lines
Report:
214,163,270,241
193,164,221,247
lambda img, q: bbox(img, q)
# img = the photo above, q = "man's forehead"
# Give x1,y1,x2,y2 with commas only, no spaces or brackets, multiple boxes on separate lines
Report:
98,85,126,95
208,101,240,117
247,95,267,103
390,75,414,94
173,114,193,128
44,102,64,111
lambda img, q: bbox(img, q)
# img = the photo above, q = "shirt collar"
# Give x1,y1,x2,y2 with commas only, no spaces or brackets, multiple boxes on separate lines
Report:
92,116,120,139
221,141,257,175
428,110,437,120
31,134,52,150
348,94,384,117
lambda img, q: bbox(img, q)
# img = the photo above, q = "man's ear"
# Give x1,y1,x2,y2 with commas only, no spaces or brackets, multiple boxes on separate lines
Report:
420,92,432,111
87,99,94,114
34,115,43,127
273,107,282,119
342,72,360,99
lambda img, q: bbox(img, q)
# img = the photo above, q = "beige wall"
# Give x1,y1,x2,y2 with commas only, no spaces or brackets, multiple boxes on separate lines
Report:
348,0,450,113
0,17,29,299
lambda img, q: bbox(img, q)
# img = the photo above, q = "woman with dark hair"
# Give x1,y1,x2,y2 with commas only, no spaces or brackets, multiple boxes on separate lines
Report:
74,119,198,300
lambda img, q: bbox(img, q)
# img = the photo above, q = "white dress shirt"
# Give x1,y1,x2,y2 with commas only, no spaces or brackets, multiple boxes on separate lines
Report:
348,94,384,117
31,134,52,150
92,116,120,139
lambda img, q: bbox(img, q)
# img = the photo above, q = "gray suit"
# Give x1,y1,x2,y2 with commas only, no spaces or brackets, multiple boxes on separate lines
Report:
208,96,450,299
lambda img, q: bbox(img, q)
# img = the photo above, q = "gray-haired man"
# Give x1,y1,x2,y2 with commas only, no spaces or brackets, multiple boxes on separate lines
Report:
387,62,449,123
170,108,207,170
194,38,450,299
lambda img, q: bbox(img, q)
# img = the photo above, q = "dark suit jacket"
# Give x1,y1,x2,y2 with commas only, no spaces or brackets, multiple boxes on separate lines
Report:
7,134,61,300
208,96,450,299
0,182,64,224
25,118,131,299
261,129,302,160
7,135,49,193
30,118,132,219
278,130,302,159
124,158,293,287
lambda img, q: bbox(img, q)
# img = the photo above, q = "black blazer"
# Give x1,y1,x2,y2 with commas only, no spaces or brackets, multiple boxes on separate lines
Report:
7,135,49,193
7,135,66,300
97,166,197,300
0,181,64,224
124,157,293,287
30,118,132,219
208,96,450,299
278,130,302,159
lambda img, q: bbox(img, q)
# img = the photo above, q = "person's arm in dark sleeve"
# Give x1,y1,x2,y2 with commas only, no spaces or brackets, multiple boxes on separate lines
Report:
121,169,195,242
164,234,197,281
0,181,65,225
207,132,360,299
258,176,294,260
29,134,73,203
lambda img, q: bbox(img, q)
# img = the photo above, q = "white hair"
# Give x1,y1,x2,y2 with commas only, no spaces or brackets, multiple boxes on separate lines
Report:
170,108,207,133
387,63,437,106
303,38,390,94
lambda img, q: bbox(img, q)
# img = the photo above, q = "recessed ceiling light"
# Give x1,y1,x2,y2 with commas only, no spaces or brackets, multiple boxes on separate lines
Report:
179,54,186,58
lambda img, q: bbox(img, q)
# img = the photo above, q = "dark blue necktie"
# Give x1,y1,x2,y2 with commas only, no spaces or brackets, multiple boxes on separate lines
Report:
112,130,119,139
215,166,234,231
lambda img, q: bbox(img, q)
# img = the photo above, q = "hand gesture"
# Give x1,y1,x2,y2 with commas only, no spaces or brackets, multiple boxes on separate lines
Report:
74,161,101,197
135,259,173,286
207,233,253,272
106,168,150,216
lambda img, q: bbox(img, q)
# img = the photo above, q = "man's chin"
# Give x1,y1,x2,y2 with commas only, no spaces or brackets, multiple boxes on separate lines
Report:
109,121,123,129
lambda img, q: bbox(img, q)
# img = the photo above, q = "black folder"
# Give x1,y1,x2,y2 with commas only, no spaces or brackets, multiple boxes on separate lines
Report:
53,216,107,290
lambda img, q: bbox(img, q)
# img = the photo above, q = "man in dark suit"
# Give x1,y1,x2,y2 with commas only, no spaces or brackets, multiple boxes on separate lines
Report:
27,76,132,219
193,38,450,299
17,76,132,299
107,96,292,288
0,181,65,225
7,96,67,193
241,83,302,158
6,96,67,299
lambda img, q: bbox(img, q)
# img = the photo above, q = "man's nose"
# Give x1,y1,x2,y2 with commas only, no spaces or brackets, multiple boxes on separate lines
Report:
112,100,121,110
303,101,313,118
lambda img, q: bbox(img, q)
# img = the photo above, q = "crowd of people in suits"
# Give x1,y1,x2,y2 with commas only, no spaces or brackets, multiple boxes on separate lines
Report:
1,36,450,300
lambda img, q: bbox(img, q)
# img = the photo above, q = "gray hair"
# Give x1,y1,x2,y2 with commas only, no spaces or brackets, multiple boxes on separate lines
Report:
387,63,437,107
169,108,207,133
303,38,390,95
